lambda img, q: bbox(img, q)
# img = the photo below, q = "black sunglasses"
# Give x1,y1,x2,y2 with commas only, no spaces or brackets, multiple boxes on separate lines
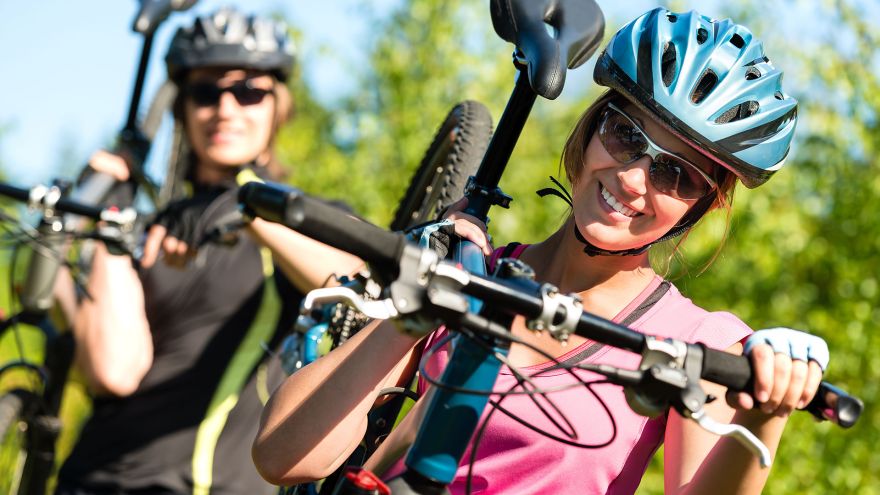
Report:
597,102,717,200
185,79,273,107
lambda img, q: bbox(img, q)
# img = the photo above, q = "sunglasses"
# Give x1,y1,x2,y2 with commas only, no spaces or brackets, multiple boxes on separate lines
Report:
597,102,717,200
185,79,273,107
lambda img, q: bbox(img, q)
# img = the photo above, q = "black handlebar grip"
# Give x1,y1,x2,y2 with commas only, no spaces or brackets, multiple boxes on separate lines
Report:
700,345,862,428
803,382,864,429
238,182,406,279
700,346,753,391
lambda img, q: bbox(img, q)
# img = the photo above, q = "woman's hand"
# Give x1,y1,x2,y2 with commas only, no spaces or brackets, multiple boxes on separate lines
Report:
87,149,131,181
141,223,192,269
441,197,493,256
727,327,829,417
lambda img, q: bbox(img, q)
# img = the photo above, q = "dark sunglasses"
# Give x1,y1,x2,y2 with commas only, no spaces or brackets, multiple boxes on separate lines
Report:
597,102,717,200
185,79,273,107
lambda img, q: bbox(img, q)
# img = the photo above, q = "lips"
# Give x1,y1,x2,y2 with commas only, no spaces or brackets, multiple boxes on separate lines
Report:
209,129,243,144
600,184,640,218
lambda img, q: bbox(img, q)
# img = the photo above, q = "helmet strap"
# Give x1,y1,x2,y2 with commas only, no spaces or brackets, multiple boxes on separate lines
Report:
536,177,715,257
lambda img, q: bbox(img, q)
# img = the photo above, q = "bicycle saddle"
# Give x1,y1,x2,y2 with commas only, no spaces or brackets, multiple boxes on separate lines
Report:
490,0,605,99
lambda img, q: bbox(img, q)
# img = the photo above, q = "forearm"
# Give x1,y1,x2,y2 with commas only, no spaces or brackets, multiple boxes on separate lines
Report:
253,319,420,485
73,244,152,396
673,411,787,495
246,218,364,292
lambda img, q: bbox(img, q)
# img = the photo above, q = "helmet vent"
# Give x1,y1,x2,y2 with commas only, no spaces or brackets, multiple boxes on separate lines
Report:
745,67,762,80
729,33,746,49
666,13,678,22
696,27,709,44
715,101,760,123
661,42,677,87
774,91,785,100
691,69,717,104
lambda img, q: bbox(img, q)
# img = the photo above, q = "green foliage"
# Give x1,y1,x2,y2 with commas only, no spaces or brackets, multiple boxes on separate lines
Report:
222,0,880,492
2,0,877,492
644,1,880,492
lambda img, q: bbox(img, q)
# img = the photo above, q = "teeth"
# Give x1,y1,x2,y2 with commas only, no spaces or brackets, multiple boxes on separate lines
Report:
601,186,639,217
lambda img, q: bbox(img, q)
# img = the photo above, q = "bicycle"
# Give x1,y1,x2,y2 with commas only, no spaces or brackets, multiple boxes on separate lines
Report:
0,182,138,495
240,1,864,493
239,160,864,495
0,3,198,492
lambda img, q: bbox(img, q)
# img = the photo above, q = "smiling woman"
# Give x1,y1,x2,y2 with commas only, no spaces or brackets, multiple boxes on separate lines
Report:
251,7,830,495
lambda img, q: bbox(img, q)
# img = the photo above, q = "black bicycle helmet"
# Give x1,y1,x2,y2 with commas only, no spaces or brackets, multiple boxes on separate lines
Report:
165,7,296,83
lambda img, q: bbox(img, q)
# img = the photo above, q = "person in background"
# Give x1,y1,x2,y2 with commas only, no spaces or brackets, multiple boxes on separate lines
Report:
55,7,361,495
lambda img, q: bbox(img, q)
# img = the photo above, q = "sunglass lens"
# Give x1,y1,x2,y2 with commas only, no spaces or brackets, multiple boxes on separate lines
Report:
651,155,709,200
599,111,648,163
230,85,269,106
187,82,270,106
188,83,222,106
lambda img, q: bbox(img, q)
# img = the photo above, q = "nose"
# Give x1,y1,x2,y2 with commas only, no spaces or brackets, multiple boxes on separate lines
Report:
617,155,651,196
216,90,240,116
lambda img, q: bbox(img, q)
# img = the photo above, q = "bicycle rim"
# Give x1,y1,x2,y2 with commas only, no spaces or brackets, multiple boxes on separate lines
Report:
389,101,493,231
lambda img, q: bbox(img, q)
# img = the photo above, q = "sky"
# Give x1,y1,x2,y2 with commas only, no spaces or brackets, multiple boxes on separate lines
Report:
0,0,403,185
1,0,834,190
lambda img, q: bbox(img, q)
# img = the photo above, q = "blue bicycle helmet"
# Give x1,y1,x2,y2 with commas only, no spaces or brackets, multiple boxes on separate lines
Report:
166,7,296,83
594,8,797,188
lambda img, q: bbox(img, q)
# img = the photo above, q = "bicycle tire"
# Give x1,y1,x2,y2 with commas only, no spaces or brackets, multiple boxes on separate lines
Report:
0,390,30,494
389,100,493,231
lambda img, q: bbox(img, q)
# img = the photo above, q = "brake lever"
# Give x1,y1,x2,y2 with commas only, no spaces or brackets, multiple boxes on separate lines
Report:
685,408,772,468
301,286,399,321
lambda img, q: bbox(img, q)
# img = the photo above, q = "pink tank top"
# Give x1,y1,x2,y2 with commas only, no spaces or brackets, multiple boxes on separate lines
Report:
391,245,751,494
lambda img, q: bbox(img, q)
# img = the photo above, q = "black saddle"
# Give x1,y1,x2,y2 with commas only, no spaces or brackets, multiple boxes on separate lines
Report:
490,0,605,99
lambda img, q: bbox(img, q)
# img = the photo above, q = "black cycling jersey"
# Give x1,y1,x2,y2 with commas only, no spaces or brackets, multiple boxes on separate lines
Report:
57,184,301,495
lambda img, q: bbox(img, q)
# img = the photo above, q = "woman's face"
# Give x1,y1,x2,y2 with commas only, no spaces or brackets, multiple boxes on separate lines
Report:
183,68,276,174
571,102,717,252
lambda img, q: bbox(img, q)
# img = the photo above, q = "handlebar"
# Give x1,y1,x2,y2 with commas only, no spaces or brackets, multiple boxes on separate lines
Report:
240,182,406,282
238,182,863,428
1,181,139,315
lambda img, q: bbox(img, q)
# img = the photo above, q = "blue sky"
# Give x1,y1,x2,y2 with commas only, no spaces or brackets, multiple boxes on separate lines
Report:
3,0,835,188
0,0,404,185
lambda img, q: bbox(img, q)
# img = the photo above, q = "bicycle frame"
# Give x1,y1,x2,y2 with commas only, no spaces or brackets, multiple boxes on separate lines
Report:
387,0,606,489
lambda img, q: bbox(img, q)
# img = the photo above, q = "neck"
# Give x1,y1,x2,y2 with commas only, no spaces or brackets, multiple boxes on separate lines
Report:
193,162,241,186
521,218,657,318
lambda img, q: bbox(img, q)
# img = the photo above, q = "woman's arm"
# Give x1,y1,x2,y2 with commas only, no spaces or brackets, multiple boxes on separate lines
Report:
246,217,364,292
664,341,823,495
72,242,153,396
252,319,422,485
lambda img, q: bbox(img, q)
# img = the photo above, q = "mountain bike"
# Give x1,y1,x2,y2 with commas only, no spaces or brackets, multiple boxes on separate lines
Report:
239,1,863,493
239,169,863,495
0,3,197,492
0,182,138,495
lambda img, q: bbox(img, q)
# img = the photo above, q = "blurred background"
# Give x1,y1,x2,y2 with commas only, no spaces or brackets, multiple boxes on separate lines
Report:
1,0,877,493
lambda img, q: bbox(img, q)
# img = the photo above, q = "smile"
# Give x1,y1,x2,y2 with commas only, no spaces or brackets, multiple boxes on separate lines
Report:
600,185,640,218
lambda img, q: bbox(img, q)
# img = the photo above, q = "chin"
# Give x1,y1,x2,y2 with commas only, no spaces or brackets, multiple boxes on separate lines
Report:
206,152,259,167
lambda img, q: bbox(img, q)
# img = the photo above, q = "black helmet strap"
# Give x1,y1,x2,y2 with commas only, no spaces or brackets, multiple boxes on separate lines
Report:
536,176,714,257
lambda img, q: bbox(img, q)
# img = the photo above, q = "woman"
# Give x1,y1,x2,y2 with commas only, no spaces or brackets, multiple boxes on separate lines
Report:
252,8,828,494
56,8,361,495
